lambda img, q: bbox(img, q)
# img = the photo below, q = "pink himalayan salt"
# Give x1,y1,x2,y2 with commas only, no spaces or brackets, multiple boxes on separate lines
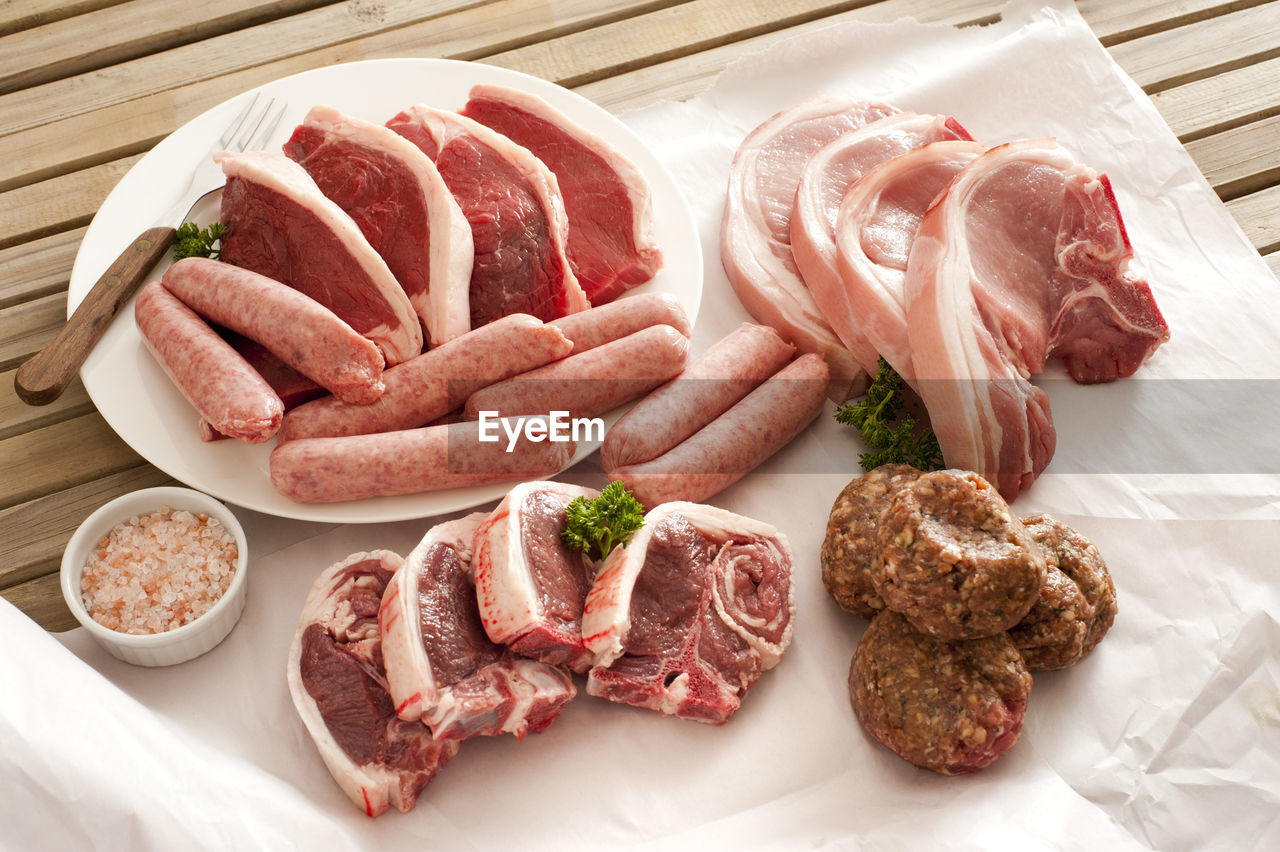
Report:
80,505,238,635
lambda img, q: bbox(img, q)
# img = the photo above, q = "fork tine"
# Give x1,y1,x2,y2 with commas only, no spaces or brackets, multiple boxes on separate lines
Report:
218,92,260,149
244,100,286,152
231,95,274,151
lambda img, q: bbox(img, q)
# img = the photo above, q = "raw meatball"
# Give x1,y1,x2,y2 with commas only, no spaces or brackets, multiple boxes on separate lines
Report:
872,470,1045,639
820,464,923,617
849,610,1032,775
1008,514,1118,670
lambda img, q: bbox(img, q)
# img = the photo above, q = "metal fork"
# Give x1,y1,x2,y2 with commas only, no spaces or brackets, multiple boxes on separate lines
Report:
14,92,286,406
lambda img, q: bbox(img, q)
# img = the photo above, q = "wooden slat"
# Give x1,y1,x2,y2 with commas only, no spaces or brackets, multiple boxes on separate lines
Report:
0,465,176,590
0,227,85,308
0,413,145,510
1226,183,1280,254
1184,115,1280,198
0,0,126,37
0,0,679,189
0,0,646,140
0,368,94,442
0,0,491,134
0,0,456,138
0,155,140,249
480,0,889,89
1266,251,1280,279
491,0,998,94
573,0,999,113
1078,0,1270,45
1107,2,1280,92
0,292,64,372
0,0,331,94
2,572,76,632
1151,56,1280,140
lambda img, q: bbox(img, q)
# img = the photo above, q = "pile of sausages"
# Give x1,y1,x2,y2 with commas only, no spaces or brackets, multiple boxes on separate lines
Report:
601,324,829,507
135,257,830,505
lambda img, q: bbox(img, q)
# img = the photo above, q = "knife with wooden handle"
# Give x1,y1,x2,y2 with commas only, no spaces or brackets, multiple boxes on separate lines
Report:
14,228,176,406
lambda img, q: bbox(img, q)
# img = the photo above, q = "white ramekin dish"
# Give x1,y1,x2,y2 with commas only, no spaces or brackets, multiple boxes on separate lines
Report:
60,486,249,667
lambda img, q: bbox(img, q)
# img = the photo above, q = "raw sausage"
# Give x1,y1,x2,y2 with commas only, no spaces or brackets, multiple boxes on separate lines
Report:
161,257,386,405
548,292,690,354
608,352,828,507
279,314,572,442
198,333,327,442
463,324,690,421
600,322,795,471
134,281,283,443
270,421,576,503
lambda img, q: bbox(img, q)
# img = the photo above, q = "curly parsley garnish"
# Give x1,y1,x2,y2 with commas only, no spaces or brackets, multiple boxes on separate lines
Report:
561,481,646,560
835,357,945,472
173,222,228,260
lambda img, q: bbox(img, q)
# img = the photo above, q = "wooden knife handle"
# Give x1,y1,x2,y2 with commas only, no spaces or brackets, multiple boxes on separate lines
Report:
14,226,176,406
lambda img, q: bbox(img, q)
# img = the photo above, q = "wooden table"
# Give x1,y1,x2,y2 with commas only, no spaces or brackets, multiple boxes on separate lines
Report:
2,0,1277,631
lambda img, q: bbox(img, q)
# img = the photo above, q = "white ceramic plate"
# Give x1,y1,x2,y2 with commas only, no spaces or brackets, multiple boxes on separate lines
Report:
70,58,703,523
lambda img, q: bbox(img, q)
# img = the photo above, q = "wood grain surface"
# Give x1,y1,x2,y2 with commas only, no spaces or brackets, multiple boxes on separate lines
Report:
2,0,1277,630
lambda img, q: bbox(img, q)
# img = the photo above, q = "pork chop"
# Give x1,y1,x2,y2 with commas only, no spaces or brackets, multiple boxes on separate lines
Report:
904,139,1170,499
720,94,899,398
791,113,973,375
834,139,985,381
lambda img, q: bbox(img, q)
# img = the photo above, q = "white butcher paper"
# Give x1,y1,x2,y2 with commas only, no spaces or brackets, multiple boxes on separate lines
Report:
4,2,1278,850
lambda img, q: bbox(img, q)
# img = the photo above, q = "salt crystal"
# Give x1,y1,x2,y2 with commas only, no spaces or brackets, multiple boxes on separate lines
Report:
80,506,238,635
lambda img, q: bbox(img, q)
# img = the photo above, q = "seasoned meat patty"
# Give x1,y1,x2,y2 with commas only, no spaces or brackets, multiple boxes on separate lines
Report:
821,464,923,617
872,470,1045,639
1008,514,1118,670
849,610,1032,775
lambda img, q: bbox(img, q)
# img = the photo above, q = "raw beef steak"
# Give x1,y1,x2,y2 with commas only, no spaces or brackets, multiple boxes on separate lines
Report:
379,513,576,741
386,105,588,327
720,94,899,398
472,481,601,673
284,105,473,345
286,550,458,817
582,502,795,724
905,139,1170,499
462,83,662,304
215,150,422,364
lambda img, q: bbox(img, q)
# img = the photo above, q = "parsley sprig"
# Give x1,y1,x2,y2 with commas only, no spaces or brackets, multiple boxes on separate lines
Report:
835,358,945,472
173,222,228,260
560,482,646,560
